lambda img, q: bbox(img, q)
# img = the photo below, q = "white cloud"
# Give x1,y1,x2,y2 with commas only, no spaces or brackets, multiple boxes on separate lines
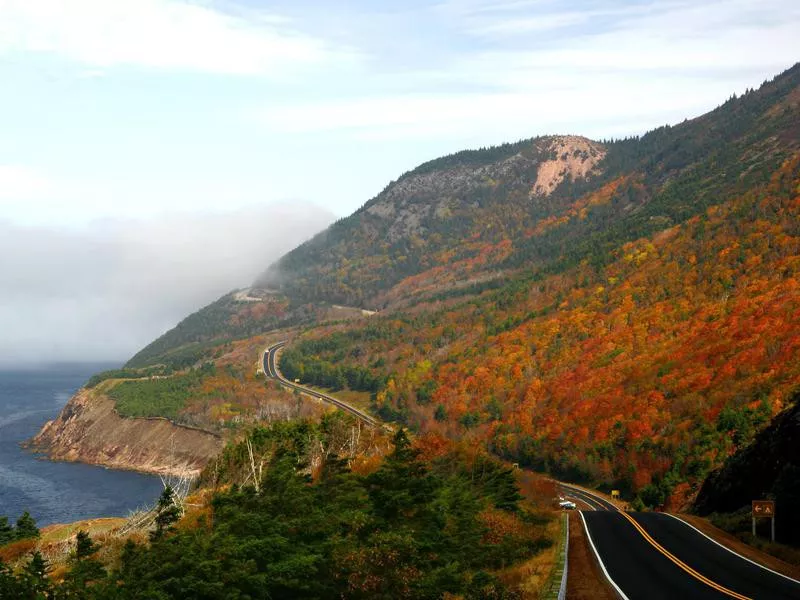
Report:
257,0,800,141
254,68,755,142
0,0,358,75
0,165,118,226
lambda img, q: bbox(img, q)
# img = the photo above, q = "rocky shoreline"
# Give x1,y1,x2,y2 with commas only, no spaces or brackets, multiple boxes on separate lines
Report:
28,388,224,478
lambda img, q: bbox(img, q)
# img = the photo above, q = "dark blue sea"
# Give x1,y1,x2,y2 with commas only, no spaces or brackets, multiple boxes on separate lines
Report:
0,364,163,526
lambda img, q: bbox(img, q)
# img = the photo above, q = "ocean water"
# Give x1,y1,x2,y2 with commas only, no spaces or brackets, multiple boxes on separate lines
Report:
0,364,163,527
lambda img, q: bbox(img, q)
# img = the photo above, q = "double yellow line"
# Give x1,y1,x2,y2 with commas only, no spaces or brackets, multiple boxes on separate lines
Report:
618,511,752,600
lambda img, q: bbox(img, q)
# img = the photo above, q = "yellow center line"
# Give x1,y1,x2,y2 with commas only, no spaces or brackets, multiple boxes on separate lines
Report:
618,511,752,600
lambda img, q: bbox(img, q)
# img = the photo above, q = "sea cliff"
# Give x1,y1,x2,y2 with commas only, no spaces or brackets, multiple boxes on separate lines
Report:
29,388,224,477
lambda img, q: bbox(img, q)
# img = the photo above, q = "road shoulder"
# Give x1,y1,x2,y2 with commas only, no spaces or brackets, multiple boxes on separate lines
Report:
566,512,618,600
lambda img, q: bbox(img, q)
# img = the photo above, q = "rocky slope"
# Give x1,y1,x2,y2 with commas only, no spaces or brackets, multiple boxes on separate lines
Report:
255,65,799,310
29,388,224,477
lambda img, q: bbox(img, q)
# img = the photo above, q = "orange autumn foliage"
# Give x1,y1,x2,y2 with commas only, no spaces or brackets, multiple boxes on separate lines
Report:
296,155,800,499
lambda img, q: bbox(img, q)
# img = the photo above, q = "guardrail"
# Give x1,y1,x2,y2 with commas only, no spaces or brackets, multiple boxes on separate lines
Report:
543,512,569,600
264,342,380,428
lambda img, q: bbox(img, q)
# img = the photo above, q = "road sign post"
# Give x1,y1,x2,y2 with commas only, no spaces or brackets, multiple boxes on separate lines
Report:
752,500,776,542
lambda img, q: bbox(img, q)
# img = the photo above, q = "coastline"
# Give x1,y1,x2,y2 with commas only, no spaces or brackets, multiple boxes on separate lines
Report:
28,388,225,478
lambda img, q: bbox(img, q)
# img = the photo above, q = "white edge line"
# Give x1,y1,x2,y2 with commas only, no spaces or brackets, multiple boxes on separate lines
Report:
563,485,614,512
579,511,631,600
664,514,800,587
561,483,619,511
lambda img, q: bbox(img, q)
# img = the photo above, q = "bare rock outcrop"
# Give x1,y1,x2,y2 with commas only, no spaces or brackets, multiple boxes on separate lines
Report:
530,136,606,197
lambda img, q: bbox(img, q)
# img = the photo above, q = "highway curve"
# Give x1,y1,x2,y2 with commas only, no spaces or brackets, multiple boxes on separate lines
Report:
263,347,800,598
263,341,380,427
575,485,800,599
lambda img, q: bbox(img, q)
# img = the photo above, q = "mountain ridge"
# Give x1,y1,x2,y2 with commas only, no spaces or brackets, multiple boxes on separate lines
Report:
42,64,800,514
254,63,799,309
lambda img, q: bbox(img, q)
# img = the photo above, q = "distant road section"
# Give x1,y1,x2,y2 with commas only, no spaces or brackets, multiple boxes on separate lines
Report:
263,341,380,428
569,485,800,599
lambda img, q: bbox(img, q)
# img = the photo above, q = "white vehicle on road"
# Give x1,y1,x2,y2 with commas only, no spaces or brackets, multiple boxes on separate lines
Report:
559,500,577,510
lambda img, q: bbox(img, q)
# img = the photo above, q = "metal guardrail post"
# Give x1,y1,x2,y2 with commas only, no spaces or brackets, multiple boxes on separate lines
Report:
558,512,569,600
543,512,570,600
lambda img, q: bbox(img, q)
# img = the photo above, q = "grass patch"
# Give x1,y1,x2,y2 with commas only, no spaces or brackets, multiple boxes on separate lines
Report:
301,384,374,413
500,511,560,597
107,366,212,420
40,518,126,545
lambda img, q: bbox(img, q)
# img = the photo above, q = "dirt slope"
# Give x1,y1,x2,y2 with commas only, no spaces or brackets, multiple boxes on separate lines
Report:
29,388,224,477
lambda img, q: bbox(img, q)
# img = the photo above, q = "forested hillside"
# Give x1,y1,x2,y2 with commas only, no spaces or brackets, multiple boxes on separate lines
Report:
66,63,800,510
256,64,800,308
126,292,295,369
259,65,800,509
282,154,800,507
5,419,559,599
695,391,800,545
127,65,799,370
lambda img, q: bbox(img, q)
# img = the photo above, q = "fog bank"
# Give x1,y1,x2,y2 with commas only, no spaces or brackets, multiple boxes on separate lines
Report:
0,203,333,366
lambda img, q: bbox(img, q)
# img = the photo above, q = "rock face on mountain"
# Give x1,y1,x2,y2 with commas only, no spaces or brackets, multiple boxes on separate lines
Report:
530,136,606,196
362,135,606,241
35,64,800,504
254,134,614,307
30,388,224,477
255,64,800,310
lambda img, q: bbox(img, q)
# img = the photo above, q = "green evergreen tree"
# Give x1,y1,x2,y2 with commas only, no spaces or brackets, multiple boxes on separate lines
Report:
0,516,14,546
62,530,105,594
151,486,181,540
74,530,96,560
21,551,51,598
0,558,23,599
15,511,40,540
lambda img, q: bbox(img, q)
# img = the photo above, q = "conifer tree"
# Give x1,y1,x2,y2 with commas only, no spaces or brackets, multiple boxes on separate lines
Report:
0,558,22,598
75,530,97,560
63,530,105,592
22,551,51,598
15,511,39,540
0,517,13,546
151,485,181,540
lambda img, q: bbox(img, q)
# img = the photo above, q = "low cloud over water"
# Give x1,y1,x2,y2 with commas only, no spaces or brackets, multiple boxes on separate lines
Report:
0,203,332,365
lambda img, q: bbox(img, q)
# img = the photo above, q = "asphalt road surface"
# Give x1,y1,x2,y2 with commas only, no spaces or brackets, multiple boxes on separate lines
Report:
263,341,379,427
263,344,799,599
571,486,800,599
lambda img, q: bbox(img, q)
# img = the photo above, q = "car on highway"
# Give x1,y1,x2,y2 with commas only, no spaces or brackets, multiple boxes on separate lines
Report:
558,500,577,510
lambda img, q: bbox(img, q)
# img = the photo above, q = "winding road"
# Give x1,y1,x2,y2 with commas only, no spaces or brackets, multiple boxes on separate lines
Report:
561,484,800,599
263,341,799,598
262,341,380,427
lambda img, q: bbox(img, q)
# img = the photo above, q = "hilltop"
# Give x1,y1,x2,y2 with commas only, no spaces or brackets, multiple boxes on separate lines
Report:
129,64,799,372
36,63,800,513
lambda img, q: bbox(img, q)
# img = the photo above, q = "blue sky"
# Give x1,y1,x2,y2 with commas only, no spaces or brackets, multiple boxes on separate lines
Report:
1,0,798,226
0,0,798,363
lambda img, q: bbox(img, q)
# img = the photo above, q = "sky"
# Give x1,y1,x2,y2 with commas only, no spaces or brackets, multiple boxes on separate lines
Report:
0,0,798,364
